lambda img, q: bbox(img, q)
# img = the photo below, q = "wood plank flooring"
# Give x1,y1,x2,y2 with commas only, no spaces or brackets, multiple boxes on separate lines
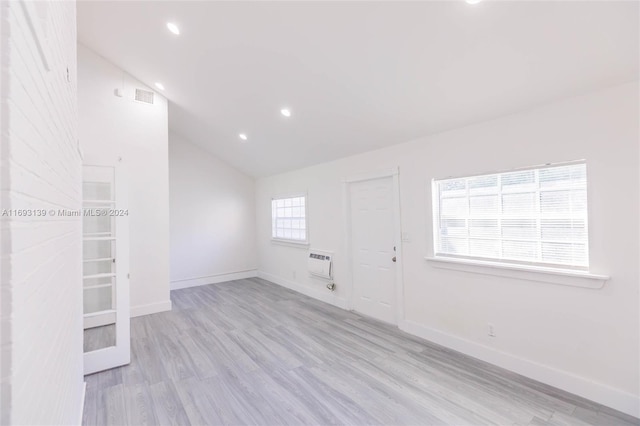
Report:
83,278,639,426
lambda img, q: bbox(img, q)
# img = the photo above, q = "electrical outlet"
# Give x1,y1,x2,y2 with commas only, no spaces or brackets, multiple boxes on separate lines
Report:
487,323,496,337
292,270,297,280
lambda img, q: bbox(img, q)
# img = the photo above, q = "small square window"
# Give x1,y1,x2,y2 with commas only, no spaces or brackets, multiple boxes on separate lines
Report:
272,195,308,243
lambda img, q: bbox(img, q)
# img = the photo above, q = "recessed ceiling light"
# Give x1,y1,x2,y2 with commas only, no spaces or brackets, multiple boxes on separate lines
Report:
465,0,482,4
167,22,180,35
239,133,248,141
155,82,165,91
280,108,292,117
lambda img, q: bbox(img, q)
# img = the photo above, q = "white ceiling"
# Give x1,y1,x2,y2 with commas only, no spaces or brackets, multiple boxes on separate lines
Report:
77,1,639,177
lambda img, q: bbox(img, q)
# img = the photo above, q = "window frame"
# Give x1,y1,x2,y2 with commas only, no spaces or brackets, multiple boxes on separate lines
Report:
271,193,309,246
431,160,590,271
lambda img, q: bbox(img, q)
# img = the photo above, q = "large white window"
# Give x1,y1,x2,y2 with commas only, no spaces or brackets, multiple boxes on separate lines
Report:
432,162,589,269
272,195,307,243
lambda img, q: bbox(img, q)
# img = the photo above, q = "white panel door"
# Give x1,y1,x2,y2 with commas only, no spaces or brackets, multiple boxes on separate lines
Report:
350,177,397,324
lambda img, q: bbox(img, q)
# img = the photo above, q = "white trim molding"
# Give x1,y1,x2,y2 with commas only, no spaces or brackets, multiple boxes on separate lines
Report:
399,319,640,419
130,300,172,318
83,310,116,329
78,382,87,426
271,239,310,249
343,166,399,183
171,270,258,290
257,271,348,310
425,256,609,288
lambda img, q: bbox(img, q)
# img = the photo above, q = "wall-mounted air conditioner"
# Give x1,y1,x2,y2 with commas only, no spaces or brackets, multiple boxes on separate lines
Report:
308,249,332,280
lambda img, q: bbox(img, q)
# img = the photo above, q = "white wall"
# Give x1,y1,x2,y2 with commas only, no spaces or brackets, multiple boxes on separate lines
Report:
78,45,171,317
256,81,640,416
169,133,257,289
1,1,84,424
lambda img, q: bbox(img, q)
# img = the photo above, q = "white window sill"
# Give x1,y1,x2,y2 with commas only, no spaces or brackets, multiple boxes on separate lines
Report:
424,256,609,289
271,238,310,249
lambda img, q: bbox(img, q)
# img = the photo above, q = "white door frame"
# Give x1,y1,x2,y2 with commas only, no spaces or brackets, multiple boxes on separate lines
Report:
83,162,131,375
342,167,405,325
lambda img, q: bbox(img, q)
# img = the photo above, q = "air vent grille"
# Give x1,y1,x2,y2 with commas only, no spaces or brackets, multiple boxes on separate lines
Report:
134,88,154,104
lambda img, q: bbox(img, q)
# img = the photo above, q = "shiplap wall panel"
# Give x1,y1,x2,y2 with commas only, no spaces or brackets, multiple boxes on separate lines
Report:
1,1,84,424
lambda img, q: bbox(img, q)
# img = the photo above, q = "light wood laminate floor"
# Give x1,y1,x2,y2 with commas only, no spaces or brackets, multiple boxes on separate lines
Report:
83,278,639,426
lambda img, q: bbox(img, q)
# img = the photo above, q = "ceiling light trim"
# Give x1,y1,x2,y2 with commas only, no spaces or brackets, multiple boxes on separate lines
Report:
167,22,180,35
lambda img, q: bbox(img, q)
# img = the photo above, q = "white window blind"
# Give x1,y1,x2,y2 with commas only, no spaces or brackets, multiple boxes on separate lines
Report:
272,195,307,242
433,163,589,269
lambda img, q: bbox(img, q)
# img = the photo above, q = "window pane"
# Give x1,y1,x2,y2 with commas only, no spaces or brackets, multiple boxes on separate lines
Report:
440,179,466,198
441,197,467,216
572,190,587,211
540,191,571,214
503,240,538,261
502,219,537,239
502,193,535,215
439,236,468,256
434,163,588,268
469,219,499,238
470,195,498,216
469,239,500,258
441,218,467,237
468,175,498,195
541,219,586,241
501,170,535,192
272,196,308,241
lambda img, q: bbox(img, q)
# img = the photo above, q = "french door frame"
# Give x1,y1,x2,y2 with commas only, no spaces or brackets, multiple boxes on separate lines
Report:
83,163,130,375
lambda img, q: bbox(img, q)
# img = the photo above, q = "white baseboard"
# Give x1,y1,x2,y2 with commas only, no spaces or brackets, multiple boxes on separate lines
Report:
399,319,640,419
257,271,348,310
78,381,86,425
171,269,258,290
130,300,172,318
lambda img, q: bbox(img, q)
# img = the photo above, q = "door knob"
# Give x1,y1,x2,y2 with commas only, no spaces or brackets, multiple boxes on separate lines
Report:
392,256,397,262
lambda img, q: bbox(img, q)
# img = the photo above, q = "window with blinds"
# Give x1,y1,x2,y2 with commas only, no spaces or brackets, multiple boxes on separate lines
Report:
433,162,589,269
272,195,307,242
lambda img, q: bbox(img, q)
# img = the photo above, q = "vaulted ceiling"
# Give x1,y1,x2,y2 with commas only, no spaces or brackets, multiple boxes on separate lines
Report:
78,1,639,177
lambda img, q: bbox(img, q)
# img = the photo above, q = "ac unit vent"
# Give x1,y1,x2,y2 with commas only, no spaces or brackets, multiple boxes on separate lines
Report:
308,249,333,280
134,88,154,104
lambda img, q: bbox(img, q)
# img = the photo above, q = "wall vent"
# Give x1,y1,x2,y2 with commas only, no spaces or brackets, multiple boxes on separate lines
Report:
134,88,154,104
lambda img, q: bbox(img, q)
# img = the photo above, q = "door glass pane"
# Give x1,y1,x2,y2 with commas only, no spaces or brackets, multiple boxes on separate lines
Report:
84,324,116,352
83,182,112,201
83,167,117,355
83,239,112,260
83,285,113,314
83,214,112,236
83,275,112,289
83,259,113,277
